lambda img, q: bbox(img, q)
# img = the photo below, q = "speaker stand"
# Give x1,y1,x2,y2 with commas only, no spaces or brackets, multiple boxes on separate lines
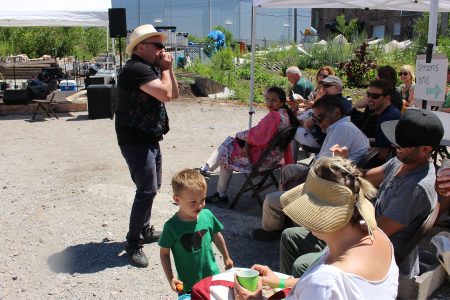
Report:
118,38,123,70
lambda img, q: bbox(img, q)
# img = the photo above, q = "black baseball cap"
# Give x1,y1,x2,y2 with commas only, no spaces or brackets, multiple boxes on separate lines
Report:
381,109,444,148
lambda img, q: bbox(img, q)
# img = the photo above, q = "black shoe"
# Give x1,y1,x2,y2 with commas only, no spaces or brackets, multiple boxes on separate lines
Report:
206,192,228,203
125,243,148,268
142,225,161,244
252,228,282,241
194,167,211,178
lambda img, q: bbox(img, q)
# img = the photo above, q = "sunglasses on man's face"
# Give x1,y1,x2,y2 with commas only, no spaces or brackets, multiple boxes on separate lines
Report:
398,72,409,76
312,113,327,124
140,42,165,49
366,92,383,99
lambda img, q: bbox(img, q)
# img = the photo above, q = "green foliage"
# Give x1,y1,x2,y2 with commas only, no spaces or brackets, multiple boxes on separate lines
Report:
213,25,234,47
211,46,235,70
84,27,108,57
337,42,377,88
413,13,430,50
0,27,108,59
437,36,450,58
335,15,359,42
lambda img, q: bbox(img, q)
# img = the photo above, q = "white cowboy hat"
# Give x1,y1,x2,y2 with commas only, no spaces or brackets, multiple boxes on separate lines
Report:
126,24,167,55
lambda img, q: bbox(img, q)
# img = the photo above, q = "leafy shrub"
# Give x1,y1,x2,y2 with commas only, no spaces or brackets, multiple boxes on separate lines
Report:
337,42,377,88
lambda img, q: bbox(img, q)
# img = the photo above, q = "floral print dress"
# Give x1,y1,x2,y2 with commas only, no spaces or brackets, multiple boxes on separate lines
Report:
217,108,293,173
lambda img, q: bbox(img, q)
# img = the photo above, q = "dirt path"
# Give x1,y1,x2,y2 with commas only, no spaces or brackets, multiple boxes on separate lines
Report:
0,98,283,299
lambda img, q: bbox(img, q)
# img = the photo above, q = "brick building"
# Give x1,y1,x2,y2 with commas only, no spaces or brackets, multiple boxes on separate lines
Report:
311,8,423,41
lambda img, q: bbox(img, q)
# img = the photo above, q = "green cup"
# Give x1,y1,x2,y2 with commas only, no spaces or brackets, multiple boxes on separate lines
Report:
236,269,259,292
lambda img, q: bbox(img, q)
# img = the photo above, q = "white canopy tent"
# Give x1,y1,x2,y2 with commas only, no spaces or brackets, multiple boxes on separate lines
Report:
0,0,111,27
247,0,450,127
0,0,114,77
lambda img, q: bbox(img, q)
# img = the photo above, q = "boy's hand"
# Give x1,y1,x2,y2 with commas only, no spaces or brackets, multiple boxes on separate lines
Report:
170,278,183,292
224,257,234,270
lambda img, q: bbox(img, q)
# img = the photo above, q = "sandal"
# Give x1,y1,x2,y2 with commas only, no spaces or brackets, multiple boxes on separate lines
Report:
206,192,228,203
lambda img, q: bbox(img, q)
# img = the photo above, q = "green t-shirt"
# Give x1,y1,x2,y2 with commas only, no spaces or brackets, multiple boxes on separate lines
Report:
443,90,450,108
293,77,314,99
158,209,223,291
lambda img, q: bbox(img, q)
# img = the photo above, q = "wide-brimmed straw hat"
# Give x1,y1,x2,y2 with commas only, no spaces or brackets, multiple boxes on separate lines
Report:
280,167,376,234
126,24,167,55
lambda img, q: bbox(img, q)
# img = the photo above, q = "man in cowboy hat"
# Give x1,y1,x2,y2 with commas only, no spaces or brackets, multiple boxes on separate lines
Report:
279,109,443,282
115,24,179,268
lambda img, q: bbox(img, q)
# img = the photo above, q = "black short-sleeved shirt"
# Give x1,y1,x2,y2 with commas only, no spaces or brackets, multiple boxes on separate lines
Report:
115,54,169,146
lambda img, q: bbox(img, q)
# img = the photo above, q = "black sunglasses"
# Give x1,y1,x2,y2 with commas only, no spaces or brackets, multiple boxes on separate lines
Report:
318,73,328,78
398,72,409,76
140,42,165,49
366,92,383,99
312,113,327,123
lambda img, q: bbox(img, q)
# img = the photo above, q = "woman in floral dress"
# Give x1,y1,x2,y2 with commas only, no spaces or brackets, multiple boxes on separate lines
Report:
198,86,298,203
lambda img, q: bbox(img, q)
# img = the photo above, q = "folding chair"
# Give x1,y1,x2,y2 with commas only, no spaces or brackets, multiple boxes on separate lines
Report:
395,203,440,266
356,148,381,169
228,126,297,209
32,79,59,120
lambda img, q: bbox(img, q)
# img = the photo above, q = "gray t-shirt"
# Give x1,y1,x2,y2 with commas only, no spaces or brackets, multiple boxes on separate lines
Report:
375,157,437,278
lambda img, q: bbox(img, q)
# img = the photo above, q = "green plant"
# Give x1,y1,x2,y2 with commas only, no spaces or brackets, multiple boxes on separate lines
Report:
337,42,377,88
335,15,359,42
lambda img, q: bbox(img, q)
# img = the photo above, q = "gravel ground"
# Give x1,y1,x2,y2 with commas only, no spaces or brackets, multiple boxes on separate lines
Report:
1,97,449,299
0,98,282,300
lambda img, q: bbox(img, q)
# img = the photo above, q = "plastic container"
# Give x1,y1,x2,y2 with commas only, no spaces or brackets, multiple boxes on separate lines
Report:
177,294,191,300
60,80,77,91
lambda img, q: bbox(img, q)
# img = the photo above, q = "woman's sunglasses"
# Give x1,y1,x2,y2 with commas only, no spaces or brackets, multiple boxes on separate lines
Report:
398,72,409,76
318,73,328,78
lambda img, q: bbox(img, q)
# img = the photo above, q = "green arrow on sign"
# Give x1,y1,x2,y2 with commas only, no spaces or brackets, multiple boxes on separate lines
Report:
426,84,443,100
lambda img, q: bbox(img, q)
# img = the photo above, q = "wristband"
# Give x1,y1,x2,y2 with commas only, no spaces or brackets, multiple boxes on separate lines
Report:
279,278,285,289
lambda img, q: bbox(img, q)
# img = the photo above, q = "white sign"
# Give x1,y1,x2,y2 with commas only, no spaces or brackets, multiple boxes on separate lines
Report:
415,54,448,103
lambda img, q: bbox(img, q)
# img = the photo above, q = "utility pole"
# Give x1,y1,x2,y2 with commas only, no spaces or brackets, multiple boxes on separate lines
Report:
294,8,298,43
442,12,448,37
209,0,212,32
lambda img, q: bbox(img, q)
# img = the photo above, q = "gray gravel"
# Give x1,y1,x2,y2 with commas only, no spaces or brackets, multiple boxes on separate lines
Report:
0,99,281,300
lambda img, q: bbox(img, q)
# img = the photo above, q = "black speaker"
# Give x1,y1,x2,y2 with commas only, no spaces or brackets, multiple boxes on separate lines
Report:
3,89,30,105
108,8,127,38
87,84,115,119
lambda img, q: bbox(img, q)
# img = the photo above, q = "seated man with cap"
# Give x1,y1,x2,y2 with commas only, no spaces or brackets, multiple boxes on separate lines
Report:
253,94,369,241
279,109,443,282
294,75,352,152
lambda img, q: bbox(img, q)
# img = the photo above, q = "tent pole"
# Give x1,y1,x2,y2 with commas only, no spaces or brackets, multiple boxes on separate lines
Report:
427,0,439,52
249,5,257,129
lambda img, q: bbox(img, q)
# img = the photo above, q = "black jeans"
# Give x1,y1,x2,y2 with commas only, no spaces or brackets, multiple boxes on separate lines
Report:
120,142,162,244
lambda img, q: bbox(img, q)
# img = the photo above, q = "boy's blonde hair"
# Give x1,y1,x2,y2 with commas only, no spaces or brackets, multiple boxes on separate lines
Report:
172,169,207,196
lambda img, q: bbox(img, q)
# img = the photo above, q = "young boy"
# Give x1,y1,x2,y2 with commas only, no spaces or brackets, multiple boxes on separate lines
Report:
159,169,234,294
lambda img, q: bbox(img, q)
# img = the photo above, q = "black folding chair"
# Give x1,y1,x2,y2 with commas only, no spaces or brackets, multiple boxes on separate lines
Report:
32,79,59,120
228,126,297,209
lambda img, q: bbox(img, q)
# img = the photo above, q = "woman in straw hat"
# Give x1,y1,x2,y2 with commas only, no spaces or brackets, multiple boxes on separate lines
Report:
234,157,399,299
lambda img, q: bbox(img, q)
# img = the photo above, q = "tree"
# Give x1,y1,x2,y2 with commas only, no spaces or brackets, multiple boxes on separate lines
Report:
335,15,359,42
84,27,107,57
213,25,234,47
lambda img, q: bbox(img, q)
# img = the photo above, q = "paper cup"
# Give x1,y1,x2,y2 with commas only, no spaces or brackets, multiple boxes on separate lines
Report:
236,269,259,292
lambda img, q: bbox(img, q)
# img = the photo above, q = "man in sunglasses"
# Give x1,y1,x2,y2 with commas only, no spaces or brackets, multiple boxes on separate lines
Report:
294,75,352,155
253,95,368,241
366,79,400,165
278,109,443,285
115,24,179,268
